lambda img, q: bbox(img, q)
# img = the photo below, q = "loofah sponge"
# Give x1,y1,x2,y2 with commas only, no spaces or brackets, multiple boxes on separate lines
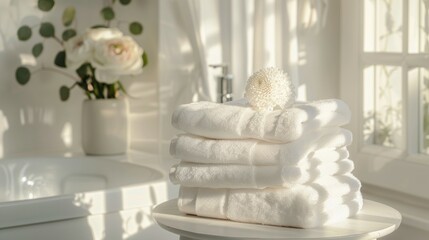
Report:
244,67,296,111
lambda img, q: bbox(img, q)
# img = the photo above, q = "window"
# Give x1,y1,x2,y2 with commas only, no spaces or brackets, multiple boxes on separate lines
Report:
341,0,429,199
360,0,422,155
360,0,429,158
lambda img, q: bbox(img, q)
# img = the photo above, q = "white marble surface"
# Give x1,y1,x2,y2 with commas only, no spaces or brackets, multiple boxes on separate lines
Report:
153,199,401,240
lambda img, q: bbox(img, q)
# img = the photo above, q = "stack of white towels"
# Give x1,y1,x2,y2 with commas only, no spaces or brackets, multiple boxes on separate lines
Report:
169,98,363,228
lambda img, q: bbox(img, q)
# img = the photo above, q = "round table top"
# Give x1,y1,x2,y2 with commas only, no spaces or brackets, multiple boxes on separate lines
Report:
153,199,401,240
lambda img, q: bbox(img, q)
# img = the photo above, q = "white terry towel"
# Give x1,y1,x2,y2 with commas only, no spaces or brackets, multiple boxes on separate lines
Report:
171,128,352,165
171,99,351,143
170,162,356,189
178,185,363,228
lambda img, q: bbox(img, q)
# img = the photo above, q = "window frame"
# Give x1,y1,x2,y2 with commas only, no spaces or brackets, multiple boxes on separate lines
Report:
340,0,429,200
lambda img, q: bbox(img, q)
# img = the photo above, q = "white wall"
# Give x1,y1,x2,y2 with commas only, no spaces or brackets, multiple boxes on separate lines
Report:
0,0,159,157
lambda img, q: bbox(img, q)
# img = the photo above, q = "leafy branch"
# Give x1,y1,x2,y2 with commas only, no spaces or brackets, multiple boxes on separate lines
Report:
15,0,147,101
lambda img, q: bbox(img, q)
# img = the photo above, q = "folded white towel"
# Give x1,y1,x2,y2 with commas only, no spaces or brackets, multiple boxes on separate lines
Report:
171,99,351,143
170,160,356,189
178,184,363,228
171,128,352,165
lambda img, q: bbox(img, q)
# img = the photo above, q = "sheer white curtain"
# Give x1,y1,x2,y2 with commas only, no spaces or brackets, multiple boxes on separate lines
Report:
198,0,301,100
159,0,330,101
159,0,333,153
159,0,214,151
197,0,329,100
239,0,302,97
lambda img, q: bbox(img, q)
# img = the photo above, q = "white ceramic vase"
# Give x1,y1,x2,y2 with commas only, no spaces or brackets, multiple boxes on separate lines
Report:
81,98,129,155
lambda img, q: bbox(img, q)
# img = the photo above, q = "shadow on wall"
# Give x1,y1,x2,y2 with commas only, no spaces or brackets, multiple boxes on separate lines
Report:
0,78,83,157
0,101,81,157
0,0,160,157
0,1,92,156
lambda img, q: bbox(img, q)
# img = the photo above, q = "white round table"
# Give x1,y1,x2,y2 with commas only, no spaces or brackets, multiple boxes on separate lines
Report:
153,199,401,240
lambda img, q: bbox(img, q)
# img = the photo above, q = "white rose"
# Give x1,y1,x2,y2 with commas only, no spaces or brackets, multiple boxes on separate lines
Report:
90,36,144,83
64,28,126,70
64,35,92,68
85,28,123,42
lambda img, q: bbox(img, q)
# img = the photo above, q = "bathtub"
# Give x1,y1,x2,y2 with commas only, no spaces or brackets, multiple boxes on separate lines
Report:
0,153,176,240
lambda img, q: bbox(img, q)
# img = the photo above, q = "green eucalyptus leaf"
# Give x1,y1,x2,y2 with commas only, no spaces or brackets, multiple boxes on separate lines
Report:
62,29,76,41
76,63,91,79
101,7,115,21
32,43,44,57
129,22,143,35
38,0,55,12
59,86,70,101
15,67,31,85
39,22,55,38
62,7,76,27
119,0,131,5
54,51,66,68
142,52,148,67
17,26,32,41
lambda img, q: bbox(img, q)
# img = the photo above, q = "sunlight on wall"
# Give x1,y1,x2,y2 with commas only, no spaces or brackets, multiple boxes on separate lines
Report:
74,193,106,240
200,2,223,65
74,207,159,240
121,207,154,239
255,0,276,66
245,2,255,80
179,37,193,56
120,182,168,239
19,53,37,66
19,107,54,126
19,109,26,125
63,182,169,240
120,182,168,210
0,110,8,158
288,0,298,64
297,84,307,102
61,122,73,148
127,81,157,99
301,0,328,33
302,1,319,29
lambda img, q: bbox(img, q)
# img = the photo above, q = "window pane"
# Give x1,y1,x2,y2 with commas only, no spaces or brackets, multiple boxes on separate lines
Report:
409,0,429,53
417,68,429,154
363,65,403,147
363,66,376,144
364,0,403,52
